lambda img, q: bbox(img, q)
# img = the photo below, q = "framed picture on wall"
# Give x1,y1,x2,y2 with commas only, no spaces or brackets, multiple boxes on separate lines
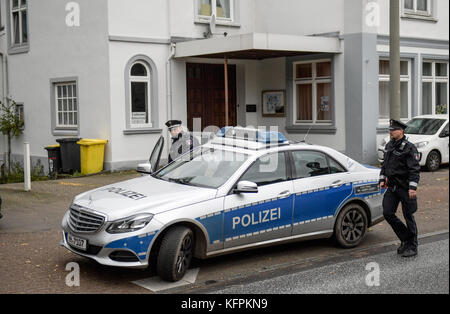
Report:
262,90,286,117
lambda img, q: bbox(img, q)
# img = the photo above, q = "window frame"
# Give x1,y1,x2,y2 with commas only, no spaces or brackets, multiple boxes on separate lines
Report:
196,0,234,22
54,81,78,129
292,59,333,126
15,102,24,130
421,60,449,115
403,0,432,17
123,55,161,135
378,58,412,124
7,0,29,52
129,61,152,129
50,77,80,136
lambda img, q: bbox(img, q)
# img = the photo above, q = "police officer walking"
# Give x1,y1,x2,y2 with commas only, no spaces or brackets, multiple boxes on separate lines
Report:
165,120,199,164
379,119,421,258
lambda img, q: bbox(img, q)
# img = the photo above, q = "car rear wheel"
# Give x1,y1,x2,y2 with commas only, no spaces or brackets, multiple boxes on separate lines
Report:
334,204,367,248
425,150,441,172
157,226,194,282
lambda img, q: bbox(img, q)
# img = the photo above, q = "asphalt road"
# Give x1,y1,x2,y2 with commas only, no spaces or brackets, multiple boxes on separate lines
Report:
210,237,449,294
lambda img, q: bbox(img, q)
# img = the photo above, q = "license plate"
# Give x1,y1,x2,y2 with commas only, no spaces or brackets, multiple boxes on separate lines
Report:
67,234,87,251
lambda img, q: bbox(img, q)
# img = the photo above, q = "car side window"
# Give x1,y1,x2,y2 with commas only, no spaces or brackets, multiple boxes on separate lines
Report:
328,156,346,174
240,152,287,186
291,151,331,179
439,123,449,137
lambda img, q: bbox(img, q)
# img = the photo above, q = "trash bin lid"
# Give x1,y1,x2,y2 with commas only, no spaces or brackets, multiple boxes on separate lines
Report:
56,138,82,143
46,144,60,149
77,139,109,146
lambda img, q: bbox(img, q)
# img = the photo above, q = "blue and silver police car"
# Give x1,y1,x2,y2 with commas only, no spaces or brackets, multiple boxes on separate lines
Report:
61,127,385,282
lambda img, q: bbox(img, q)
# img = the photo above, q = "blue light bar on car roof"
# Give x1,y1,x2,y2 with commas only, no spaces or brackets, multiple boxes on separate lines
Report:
216,127,288,144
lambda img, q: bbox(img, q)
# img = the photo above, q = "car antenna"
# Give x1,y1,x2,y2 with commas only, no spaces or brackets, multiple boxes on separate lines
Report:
302,100,330,143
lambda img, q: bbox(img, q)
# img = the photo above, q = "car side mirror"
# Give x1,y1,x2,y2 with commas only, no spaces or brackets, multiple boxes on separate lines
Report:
234,181,258,194
137,163,153,175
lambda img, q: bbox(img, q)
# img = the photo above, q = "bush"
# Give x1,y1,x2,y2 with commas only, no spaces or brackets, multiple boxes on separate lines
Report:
1,160,48,184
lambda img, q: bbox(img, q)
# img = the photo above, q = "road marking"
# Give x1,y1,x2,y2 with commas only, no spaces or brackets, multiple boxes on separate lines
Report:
132,268,200,292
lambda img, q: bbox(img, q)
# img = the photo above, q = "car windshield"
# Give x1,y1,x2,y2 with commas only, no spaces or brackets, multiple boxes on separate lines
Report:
405,118,446,135
154,147,249,189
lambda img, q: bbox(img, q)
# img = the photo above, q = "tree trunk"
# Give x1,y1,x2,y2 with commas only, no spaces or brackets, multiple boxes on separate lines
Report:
7,132,11,175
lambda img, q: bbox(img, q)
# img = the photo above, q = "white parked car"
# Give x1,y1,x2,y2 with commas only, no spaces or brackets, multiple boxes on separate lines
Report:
61,127,385,282
378,115,449,172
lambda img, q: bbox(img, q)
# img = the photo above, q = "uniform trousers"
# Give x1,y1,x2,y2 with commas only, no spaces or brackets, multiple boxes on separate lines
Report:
382,186,418,250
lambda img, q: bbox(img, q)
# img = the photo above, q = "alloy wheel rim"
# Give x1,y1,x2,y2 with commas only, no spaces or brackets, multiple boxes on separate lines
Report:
430,154,440,170
176,234,192,274
342,210,364,242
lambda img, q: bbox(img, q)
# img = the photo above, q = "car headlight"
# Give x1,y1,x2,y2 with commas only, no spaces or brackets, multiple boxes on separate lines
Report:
106,213,154,234
415,141,429,149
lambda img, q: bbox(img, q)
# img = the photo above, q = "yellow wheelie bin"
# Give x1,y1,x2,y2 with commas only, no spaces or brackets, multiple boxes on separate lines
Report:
77,139,108,175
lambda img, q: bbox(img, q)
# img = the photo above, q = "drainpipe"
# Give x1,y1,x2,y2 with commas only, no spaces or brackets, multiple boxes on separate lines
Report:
165,43,176,158
0,52,10,167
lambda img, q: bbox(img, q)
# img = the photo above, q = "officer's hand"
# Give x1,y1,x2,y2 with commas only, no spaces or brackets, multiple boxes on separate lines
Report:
409,189,417,199
379,182,385,189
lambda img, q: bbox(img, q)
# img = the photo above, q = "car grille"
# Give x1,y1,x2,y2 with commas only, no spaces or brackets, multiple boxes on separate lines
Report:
68,205,105,233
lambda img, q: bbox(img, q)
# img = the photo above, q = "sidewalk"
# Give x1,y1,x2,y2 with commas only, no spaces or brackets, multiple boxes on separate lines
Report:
0,171,141,233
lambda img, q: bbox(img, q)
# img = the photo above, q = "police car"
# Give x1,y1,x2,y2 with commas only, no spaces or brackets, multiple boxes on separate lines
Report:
378,115,449,171
61,127,385,282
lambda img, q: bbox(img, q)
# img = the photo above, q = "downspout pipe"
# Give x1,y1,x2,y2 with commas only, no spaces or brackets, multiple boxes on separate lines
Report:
165,43,176,158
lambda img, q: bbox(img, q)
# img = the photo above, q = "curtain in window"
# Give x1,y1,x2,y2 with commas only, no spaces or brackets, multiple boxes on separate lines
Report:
436,83,448,114
417,0,427,11
317,83,331,121
422,82,432,115
379,81,390,119
297,84,312,121
21,10,27,43
404,0,414,10
199,0,212,16
217,0,231,18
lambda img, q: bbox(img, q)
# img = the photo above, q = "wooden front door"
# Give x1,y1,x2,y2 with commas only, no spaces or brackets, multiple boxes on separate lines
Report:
186,63,236,131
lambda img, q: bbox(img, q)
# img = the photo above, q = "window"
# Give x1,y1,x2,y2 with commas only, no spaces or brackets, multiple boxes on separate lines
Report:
403,0,432,16
378,58,411,122
10,0,28,46
240,152,287,186
129,61,152,128
55,82,78,128
197,0,233,21
422,61,448,115
292,151,344,179
293,60,332,124
15,103,24,129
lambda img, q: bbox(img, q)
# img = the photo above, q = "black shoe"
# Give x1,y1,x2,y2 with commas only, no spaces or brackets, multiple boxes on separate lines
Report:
397,242,408,254
401,248,418,258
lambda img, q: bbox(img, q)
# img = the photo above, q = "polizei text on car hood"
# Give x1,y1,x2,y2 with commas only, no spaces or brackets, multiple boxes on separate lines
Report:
72,176,218,221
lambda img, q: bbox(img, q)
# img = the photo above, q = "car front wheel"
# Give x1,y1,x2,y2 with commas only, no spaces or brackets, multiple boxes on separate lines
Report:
157,226,194,282
425,150,441,172
334,204,368,248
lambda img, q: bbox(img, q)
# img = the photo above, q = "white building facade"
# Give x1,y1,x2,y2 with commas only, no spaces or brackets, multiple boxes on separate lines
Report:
0,0,448,172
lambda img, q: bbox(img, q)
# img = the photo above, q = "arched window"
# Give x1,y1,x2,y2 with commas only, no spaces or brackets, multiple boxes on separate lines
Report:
129,61,151,127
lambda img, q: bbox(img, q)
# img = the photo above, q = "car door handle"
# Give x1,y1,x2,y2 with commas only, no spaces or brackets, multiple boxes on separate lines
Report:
331,180,343,188
278,190,291,197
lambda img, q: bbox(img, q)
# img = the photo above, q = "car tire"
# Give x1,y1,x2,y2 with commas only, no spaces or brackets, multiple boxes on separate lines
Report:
157,226,194,282
334,204,368,248
425,150,441,172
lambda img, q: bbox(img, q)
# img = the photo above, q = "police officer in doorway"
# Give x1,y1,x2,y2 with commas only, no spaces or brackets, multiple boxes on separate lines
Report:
379,119,421,258
165,120,199,164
